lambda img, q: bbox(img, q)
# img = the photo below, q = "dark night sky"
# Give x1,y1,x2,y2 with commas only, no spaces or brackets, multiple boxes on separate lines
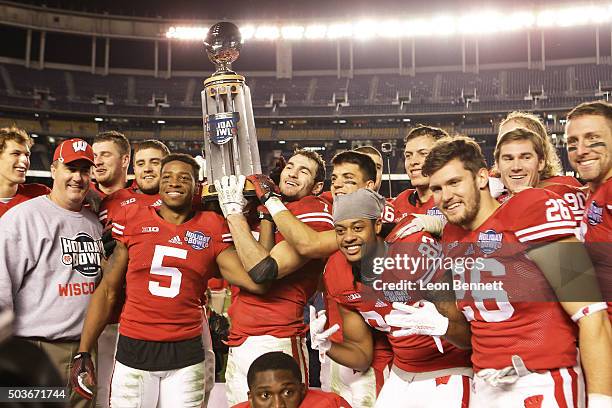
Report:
17,0,575,20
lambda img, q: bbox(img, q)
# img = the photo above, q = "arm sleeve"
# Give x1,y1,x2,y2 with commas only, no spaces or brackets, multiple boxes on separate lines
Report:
212,213,233,258
286,196,334,235
510,188,577,244
110,205,130,246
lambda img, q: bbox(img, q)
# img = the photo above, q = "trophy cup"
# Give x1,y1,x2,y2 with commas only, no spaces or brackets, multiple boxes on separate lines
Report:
201,21,262,200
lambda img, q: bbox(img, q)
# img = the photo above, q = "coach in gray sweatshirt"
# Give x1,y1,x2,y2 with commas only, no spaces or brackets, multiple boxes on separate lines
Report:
0,138,102,408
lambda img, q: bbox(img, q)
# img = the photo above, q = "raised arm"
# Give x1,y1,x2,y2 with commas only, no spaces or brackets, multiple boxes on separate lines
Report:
226,213,309,282
215,245,270,295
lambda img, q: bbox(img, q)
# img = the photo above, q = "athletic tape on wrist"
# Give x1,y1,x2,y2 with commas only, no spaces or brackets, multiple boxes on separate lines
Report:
571,302,608,322
265,196,287,217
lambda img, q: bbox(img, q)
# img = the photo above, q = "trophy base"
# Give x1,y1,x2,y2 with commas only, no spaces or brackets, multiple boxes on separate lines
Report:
201,179,257,203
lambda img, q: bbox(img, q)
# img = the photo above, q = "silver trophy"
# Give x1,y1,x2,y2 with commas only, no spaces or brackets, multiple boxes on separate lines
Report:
201,21,262,200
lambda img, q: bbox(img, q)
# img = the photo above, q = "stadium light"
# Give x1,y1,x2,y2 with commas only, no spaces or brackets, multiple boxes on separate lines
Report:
281,25,305,40
240,25,256,40
353,20,378,40
164,3,612,41
304,24,327,39
255,25,280,40
166,26,209,40
327,23,353,39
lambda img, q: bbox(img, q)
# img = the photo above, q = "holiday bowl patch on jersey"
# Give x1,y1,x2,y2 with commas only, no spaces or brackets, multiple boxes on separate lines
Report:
184,230,211,250
477,229,503,255
60,232,103,277
586,201,604,226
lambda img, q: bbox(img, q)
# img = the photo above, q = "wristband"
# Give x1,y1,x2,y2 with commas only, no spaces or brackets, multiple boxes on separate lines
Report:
571,302,607,322
588,394,612,408
265,196,288,217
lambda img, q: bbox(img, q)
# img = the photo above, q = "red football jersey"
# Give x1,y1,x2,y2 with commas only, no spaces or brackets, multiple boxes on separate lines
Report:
543,175,582,188
0,183,50,217
99,184,161,224
227,195,334,345
111,206,232,341
578,177,612,318
231,389,352,408
324,226,471,372
442,188,579,371
542,183,588,223
393,188,443,222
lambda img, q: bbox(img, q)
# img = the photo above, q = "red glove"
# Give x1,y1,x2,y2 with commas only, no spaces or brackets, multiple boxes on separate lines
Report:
247,174,281,205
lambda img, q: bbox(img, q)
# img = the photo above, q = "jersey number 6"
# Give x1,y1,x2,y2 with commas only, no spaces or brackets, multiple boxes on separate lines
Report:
149,245,187,298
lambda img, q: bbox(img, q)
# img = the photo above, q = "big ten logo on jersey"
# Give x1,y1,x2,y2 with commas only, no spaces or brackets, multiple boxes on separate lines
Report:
184,230,210,250
121,197,136,207
60,232,103,278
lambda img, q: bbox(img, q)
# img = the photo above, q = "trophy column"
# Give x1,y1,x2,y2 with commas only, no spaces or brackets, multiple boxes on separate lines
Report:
201,22,262,200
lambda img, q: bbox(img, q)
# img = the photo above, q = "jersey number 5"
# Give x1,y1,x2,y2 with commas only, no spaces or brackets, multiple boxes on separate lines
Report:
149,245,187,298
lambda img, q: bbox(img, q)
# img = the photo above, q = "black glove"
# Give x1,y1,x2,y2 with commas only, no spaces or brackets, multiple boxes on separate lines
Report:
102,227,117,258
208,311,230,354
69,352,96,400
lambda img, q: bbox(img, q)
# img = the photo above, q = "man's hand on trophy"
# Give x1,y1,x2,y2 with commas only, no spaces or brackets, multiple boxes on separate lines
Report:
214,175,247,218
247,174,281,205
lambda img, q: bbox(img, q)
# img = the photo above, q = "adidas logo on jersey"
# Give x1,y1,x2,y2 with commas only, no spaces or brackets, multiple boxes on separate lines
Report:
375,299,387,308
168,235,183,245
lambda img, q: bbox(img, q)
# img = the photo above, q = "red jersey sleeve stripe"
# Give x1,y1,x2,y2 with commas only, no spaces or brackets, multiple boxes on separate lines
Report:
515,220,576,237
300,217,334,226
517,228,576,243
112,222,125,230
111,227,124,235
296,212,333,219
607,204,612,210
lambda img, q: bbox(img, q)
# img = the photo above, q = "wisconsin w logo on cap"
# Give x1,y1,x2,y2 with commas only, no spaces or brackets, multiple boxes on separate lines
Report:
72,140,88,152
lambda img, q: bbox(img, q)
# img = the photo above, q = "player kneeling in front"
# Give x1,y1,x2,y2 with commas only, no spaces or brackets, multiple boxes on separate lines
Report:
71,154,269,408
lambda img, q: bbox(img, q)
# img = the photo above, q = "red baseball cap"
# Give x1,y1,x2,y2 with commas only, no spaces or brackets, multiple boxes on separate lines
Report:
53,138,95,165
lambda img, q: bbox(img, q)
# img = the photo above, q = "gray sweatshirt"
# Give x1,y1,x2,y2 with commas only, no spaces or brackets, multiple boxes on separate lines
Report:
0,195,103,340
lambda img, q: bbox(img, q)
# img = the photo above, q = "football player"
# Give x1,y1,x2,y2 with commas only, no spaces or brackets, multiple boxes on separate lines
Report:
98,139,170,224
390,136,611,407
495,128,586,222
566,100,612,320
394,125,449,221
245,151,393,407
95,139,170,408
214,149,334,406
231,351,352,408
0,126,49,217
72,154,268,407
353,145,384,192
91,131,131,198
498,111,581,187
312,188,472,408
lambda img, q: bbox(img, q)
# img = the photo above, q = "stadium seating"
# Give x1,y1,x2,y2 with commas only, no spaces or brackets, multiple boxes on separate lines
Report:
2,62,608,118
